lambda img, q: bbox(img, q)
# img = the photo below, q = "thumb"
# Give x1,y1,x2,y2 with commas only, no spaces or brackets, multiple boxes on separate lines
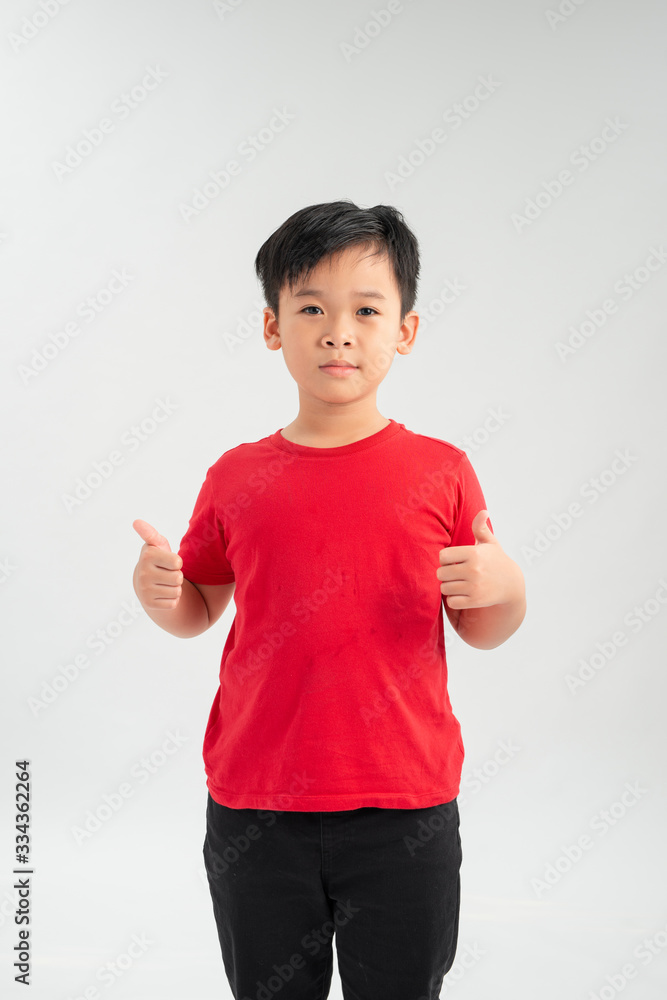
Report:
471,509,493,544
133,519,172,552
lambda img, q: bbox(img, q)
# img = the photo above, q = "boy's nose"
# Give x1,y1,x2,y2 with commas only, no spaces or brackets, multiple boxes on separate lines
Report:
322,325,354,346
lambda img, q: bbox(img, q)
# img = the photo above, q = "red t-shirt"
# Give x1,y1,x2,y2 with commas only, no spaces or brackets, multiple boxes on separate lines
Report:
178,418,492,812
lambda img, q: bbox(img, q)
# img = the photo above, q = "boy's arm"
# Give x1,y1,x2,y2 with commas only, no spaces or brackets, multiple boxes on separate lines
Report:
443,560,526,650
133,568,236,639
132,565,204,638
132,570,235,639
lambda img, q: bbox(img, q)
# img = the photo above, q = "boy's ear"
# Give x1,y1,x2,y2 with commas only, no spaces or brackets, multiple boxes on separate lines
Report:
397,311,419,354
263,307,281,349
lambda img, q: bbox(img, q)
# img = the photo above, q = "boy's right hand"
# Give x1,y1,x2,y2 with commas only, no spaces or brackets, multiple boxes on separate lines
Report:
132,519,184,611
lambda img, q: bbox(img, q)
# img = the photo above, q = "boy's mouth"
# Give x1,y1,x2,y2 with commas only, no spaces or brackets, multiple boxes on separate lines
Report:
320,365,358,377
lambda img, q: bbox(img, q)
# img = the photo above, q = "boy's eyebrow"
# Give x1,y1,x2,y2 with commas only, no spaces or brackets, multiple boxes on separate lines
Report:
292,287,387,300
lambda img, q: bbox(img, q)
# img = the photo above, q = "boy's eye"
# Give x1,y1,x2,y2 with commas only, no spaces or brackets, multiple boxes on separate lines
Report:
301,306,377,316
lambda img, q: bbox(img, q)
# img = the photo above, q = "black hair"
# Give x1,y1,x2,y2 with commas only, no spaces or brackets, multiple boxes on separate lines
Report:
254,199,420,324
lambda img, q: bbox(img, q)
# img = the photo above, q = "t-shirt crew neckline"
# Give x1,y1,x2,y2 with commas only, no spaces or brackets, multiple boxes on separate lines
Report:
269,418,402,457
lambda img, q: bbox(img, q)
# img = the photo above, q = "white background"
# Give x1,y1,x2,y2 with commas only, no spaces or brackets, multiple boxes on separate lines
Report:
1,0,666,997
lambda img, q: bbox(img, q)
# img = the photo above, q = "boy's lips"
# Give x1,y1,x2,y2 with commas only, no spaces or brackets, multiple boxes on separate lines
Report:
320,362,358,377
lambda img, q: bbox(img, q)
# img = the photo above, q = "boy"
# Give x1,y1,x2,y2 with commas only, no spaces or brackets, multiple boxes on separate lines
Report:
132,200,526,1000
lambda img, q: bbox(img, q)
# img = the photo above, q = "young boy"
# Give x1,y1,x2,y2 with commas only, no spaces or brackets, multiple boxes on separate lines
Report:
132,200,526,1000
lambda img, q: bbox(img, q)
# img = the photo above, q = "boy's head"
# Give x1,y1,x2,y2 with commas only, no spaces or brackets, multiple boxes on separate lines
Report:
254,200,420,326
255,201,421,416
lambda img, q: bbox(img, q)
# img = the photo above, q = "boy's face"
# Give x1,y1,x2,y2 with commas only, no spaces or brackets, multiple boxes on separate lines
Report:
263,245,418,410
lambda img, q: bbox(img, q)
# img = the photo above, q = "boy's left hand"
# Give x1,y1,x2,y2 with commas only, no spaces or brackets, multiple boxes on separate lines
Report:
437,509,517,609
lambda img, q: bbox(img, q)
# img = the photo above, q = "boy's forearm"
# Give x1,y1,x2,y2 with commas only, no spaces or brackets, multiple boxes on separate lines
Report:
457,560,526,650
133,569,210,638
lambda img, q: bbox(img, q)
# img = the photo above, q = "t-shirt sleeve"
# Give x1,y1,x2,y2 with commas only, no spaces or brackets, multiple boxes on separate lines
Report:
448,452,494,547
177,467,235,585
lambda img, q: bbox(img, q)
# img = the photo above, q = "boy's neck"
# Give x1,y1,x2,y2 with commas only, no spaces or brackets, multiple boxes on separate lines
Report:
280,413,391,448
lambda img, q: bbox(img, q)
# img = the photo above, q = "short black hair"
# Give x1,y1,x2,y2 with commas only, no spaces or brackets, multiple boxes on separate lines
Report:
254,199,420,324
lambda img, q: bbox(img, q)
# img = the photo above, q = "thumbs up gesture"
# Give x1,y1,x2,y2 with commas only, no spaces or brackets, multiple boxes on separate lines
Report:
436,509,514,609
132,519,184,611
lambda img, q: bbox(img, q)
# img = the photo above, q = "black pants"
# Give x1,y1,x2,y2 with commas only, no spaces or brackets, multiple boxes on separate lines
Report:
202,791,462,1000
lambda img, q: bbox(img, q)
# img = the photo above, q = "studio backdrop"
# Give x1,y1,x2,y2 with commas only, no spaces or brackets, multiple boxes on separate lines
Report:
2,0,666,998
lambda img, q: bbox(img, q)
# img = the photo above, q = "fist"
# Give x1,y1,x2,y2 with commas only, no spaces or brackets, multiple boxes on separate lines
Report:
436,509,510,609
132,519,183,611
